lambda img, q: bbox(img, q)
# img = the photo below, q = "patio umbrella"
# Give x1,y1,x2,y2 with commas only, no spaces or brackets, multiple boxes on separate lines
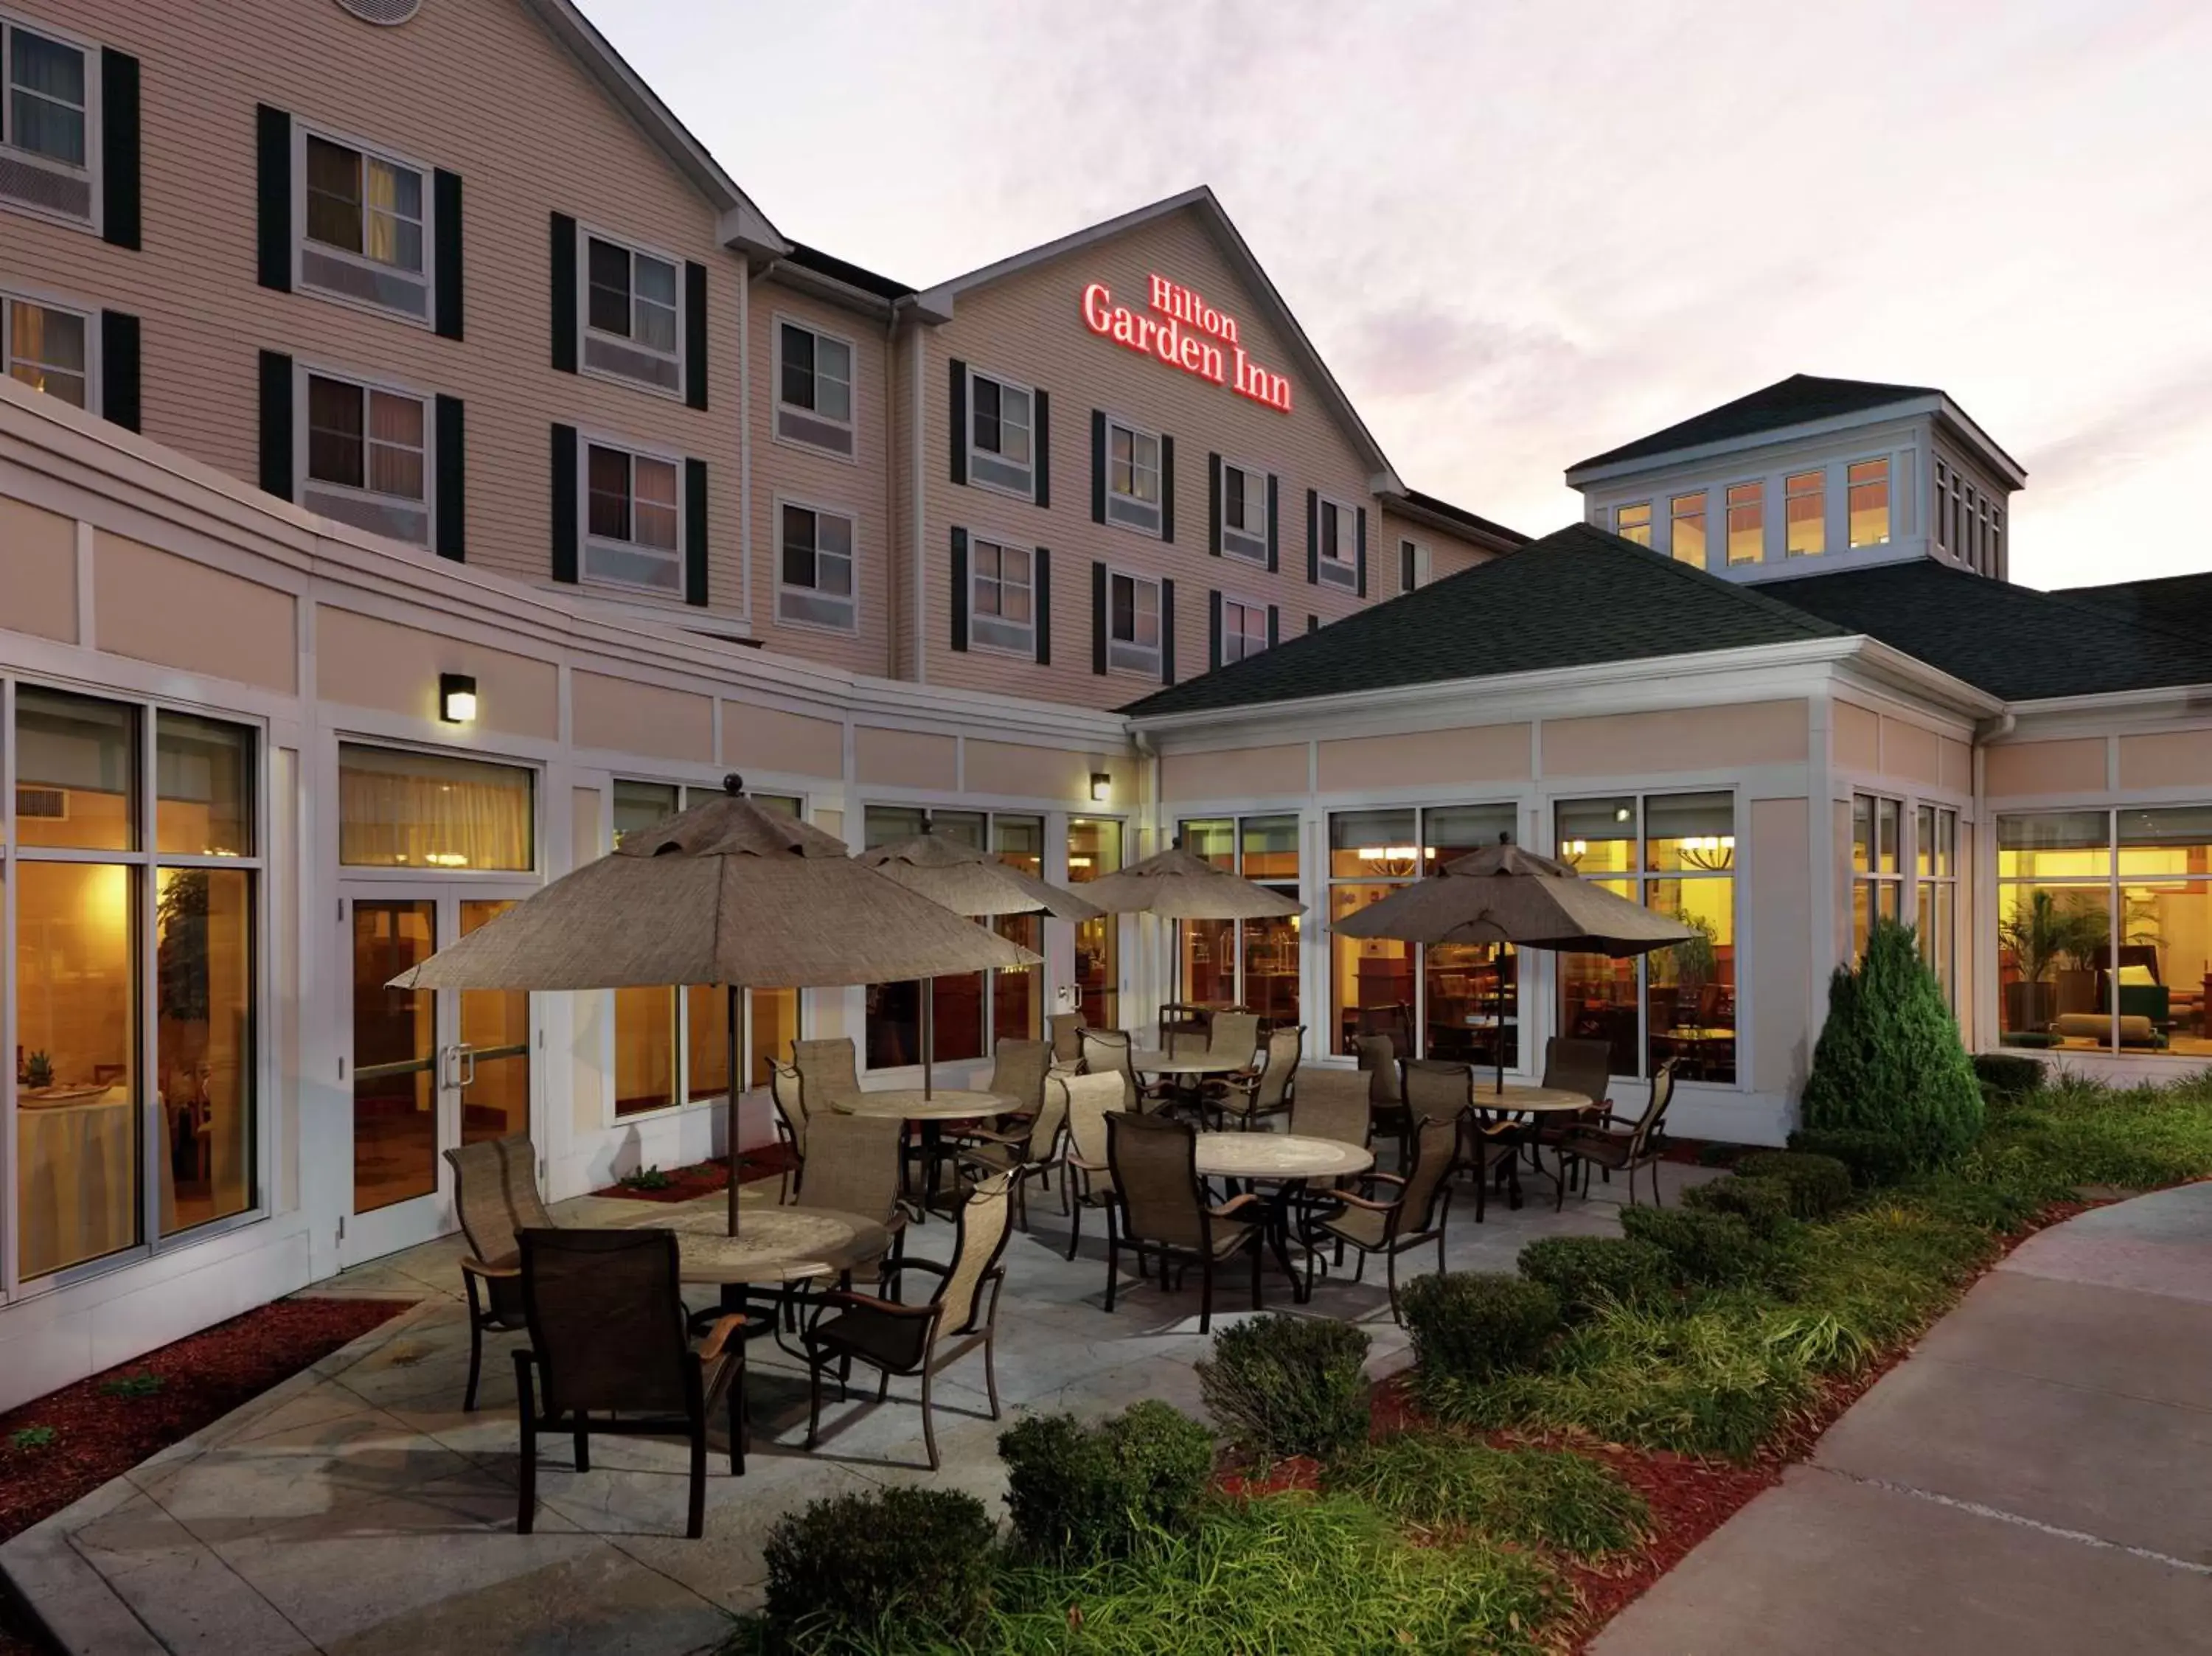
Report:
856,829,1101,1096
1077,841,1304,1023
391,777,1038,1236
1332,835,1697,1092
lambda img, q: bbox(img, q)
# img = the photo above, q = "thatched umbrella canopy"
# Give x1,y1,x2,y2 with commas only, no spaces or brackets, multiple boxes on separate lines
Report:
1076,841,1304,1020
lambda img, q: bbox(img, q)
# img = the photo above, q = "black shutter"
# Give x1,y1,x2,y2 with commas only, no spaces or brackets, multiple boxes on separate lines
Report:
1267,473,1279,571
684,459,709,607
1356,506,1368,598
434,395,465,560
1267,605,1279,649
1034,546,1051,664
100,50,140,250
948,359,967,485
551,424,578,582
683,261,708,409
950,528,970,652
1306,489,1319,584
255,106,291,292
1160,435,1175,543
1307,614,1319,633
1160,578,1176,683
99,311,139,431
257,351,293,501
550,214,577,372
1091,560,1107,675
1208,452,1222,555
1401,539,1416,593
1090,410,1107,523
433,170,463,340
1208,588,1222,669
1032,389,1051,507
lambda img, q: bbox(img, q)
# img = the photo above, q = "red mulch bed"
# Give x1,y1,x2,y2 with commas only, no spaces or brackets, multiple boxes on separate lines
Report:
589,1143,796,1203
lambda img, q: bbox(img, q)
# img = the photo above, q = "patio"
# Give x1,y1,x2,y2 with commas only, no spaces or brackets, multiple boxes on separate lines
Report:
1,1158,1713,1656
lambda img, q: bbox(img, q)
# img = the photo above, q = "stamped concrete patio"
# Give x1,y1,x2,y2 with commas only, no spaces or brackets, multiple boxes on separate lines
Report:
1,1152,1707,1656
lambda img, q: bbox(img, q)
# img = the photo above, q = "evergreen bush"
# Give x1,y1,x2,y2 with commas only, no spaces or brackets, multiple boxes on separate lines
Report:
1618,1206,1767,1287
1972,1053,2048,1098
998,1400,1214,1562
1517,1235,1674,1318
1400,1272,1561,1382
759,1486,997,1649
1735,1151,1853,1219
1799,918,1983,1166
1196,1314,1371,1463
1789,1127,1914,1188
1680,1173,1796,1237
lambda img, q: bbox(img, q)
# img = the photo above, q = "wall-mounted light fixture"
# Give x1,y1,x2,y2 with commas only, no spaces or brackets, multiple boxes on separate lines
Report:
1089,771,1113,802
439,672,479,725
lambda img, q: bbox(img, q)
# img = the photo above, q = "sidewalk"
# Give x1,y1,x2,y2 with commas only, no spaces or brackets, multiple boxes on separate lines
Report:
1593,1181,2212,1656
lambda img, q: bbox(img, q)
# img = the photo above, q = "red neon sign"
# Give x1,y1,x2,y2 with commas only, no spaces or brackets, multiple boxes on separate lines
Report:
1080,274,1293,413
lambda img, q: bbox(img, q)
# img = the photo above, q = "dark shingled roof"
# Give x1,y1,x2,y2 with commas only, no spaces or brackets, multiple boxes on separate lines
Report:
1120,523,1846,717
1401,489,1531,547
1767,560,2212,702
784,242,913,300
1571,374,1942,473
2051,569,2212,640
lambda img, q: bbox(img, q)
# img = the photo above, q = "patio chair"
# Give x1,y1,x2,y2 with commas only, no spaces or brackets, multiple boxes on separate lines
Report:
792,1110,913,1278
791,1037,861,1113
1058,1070,1124,1261
1047,1010,1085,1068
1532,1035,1611,1168
768,1058,807,1201
512,1227,745,1540
1298,1110,1458,1323
1104,1110,1265,1334
1287,1065,1371,1149
444,1134,550,1413
1216,1024,1301,1130
1399,1058,1513,1224
1158,1001,1211,1056
958,1070,1071,1231
1355,1033,1411,1168
1204,1011,1263,1072
1079,1026,1147,1111
801,1173,1015,1471
1555,1059,1678,1210
986,1037,1051,1119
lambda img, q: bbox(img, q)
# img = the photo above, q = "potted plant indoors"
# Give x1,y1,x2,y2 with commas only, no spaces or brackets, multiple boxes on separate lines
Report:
2000,890,2105,1037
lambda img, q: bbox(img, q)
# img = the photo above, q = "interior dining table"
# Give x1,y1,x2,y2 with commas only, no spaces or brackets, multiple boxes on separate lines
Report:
1193,1130,1373,1301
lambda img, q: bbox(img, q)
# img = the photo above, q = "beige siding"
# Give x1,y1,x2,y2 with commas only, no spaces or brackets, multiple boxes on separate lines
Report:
571,672,713,762
1316,724,1531,793
1543,700,1807,776
723,703,843,780
1833,699,1879,771
1378,508,1499,589
1940,736,1973,792
1984,738,2107,798
315,605,558,739
963,739,1133,803
0,495,78,641
94,530,294,692
1161,742,1307,801
2118,729,2212,791
855,726,956,790
1750,797,1812,1095
1878,715,1942,787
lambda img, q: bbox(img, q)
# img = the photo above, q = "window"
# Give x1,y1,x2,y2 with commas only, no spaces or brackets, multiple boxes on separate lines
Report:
1847,458,1890,547
2,291,88,408
1221,596,1267,664
967,369,1033,495
337,745,534,871
969,536,1034,653
298,128,431,321
1221,460,1267,561
1318,497,1357,589
1106,417,1161,534
582,440,681,595
1178,816,1300,1029
1851,793,1903,959
581,234,681,395
776,319,854,456
10,690,262,1281
1556,793,1736,1083
1398,537,1430,593
1614,502,1652,546
1107,569,1161,674
1,17,93,224
1917,804,1958,1006
776,501,857,631
1669,493,1707,567
1725,481,1763,564
300,370,430,544
1784,469,1824,557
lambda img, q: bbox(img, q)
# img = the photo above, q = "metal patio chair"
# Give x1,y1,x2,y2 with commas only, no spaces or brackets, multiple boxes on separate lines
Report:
1104,1109,1265,1334
958,1070,1071,1231
444,1133,550,1413
1556,1059,1679,1210
1299,1109,1458,1323
1058,1070,1124,1261
768,1057,808,1201
1216,1023,1302,1130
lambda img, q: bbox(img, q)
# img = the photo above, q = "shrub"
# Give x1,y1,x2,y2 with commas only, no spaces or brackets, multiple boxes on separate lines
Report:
1327,1435,1650,1559
1619,1206,1767,1287
998,1399,1214,1562
1680,1173,1795,1238
759,1486,997,1650
1789,1126,1914,1189
1735,1151,1853,1219
1972,1053,2047,1098
1800,918,1983,1166
1196,1314,1371,1463
7,1424,57,1451
1517,1235,1673,1318
1401,1272,1561,1385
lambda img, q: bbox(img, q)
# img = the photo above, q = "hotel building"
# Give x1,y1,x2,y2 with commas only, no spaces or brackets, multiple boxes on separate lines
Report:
1,0,2208,1406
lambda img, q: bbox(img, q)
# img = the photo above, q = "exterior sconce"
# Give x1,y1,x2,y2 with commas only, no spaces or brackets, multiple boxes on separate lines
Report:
1089,771,1113,802
439,672,479,725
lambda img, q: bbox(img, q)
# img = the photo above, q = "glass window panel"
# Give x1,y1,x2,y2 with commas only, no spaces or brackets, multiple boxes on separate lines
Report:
1614,502,1652,546
1242,908,1299,1029
932,811,987,849
749,986,799,1088
456,899,530,1143
1423,803,1517,871
587,444,630,542
1645,791,1735,873
1068,818,1120,1029
1183,914,1234,1009
1556,797,1636,875
1997,811,2110,880
779,324,815,408
685,983,731,1103
587,237,631,336
1916,804,1935,879
1998,884,2112,1048
1876,797,1901,875
994,912,1043,1039
2118,807,2212,879
17,861,140,1276
636,254,676,307
633,457,678,551
1848,458,1890,547
1785,470,1825,557
614,985,678,1116
1851,794,1874,876
157,713,254,857
366,390,426,501
612,779,681,843
992,814,1045,873
816,336,852,423
15,687,137,851
1240,815,1299,883
350,898,435,1212
1330,808,1418,879
1332,883,1413,1056
2124,880,2212,1057
1649,877,1734,1082
973,376,1001,452
307,375,366,489
1181,818,1234,869
1726,482,1763,564
1424,941,1516,1069
1558,878,1639,1077
1670,493,1706,566
338,745,534,869
158,867,254,1234
10,29,87,164
304,136,362,251
863,805,927,849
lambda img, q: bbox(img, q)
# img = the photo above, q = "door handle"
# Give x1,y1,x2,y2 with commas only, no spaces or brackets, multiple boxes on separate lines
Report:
454,1043,478,1090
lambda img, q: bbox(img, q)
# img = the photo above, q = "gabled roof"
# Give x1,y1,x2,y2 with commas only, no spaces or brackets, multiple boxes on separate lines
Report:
2051,568,2212,640
1387,488,1530,552
1571,375,1941,473
783,243,914,302
1121,523,1846,718
911,186,1401,490
1767,560,2212,702
521,0,785,257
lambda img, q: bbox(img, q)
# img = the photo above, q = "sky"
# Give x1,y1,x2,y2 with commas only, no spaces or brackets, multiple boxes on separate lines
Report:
586,0,2212,589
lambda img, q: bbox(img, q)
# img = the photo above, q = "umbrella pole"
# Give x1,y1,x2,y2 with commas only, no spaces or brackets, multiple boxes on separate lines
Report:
922,975,934,1100
1495,950,1507,1096
725,984,741,1239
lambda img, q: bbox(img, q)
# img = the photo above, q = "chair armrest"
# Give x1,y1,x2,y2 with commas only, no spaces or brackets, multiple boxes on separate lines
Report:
823,1289,939,1320
695,1314,745,1362
1324,1191,1399,1213
963,1126,1028,1147
458,1256,519,1281
1068,1155,1107,1173
1362,1171,1408,1190
1210,1192,1264,1218
886,1257,950,1283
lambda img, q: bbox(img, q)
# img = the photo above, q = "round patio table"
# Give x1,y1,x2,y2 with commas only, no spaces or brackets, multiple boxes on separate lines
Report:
1469,1083,1596,1208
1131,1048,1253,1114
634,1198,891,1286
1193,1131,1374,1302
832,1088,1022,1215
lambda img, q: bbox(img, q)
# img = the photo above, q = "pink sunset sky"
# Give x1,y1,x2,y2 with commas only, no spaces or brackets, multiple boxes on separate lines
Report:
589,0,2212,590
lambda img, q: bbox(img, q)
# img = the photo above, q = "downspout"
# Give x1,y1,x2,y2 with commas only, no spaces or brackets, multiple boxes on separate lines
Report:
884,303,901,679
1132,726,1161,1028
739,262,755,625
1969,706,2012,1058
910,322,927,685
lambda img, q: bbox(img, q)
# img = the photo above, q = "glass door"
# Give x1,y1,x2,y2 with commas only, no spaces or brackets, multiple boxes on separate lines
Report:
343,888,534,1264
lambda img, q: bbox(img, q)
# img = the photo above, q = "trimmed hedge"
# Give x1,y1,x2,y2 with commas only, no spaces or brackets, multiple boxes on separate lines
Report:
1680,1173,1795,1238
1517,1235,1674,1318
1972,1053,2048,1098
998,1400,1214,1562
1197,1314,1371,1463
1735,1151,1853,1219
760,1486,997,1649
1401,1272,1561,1382
1788,1127,1914,1189
1618,1206,1767,1287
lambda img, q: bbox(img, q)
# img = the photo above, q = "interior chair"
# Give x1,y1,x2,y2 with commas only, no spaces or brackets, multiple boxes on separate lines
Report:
801,1173,1015,1471
1217,1025,1302,1130
958,1071,1071,1231
1058,1071,1124,1262
443,1134,551,1412
1104,1110,1264,1334
1555,1059,1679,1210
767,1057,808,1202
1299,1110,1458,1323
512,1227,744,1540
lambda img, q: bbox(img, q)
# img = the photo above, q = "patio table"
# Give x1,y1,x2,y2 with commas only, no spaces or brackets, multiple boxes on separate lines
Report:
832,1088,1022,1214
1468,1082,1594,1208
1131,1048,1252,1114
633,1198,891,1287
1193,1130,1374,1301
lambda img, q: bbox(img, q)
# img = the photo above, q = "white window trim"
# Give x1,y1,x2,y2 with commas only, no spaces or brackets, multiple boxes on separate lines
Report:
1105,564,1164,677
772,311,858,462
964,532,1037,657
1846,455,1893,549
576,220,686,403
964,364,1036,501
772,491,860,636
1219,456,1269,563
291,116,436,329
577,428,686,599
1104,412,1164,538
1613,500,1653,544
1782,467,1826,559
1220,591,1269,665
0,282,98,414
292,360,434,542
0,7,102,235
1666,491,1709,568
1316,493,1359,588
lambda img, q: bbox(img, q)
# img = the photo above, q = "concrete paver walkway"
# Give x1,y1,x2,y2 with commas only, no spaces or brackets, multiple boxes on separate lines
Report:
1593,1181,2212,1656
